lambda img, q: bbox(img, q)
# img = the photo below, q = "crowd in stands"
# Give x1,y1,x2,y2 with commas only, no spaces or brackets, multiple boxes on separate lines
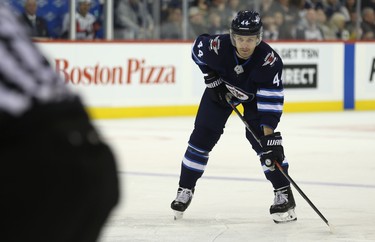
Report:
184,0,375,40
6,0,375,41
6,0,104,39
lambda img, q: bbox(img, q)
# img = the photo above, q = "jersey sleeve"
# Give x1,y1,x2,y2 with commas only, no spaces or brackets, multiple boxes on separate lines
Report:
191,34,217,74
254,52,284,130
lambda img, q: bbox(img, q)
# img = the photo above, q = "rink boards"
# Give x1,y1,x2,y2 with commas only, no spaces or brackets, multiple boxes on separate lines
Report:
36,41,375,118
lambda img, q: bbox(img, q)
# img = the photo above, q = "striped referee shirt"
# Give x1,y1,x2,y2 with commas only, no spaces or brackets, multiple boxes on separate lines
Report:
0,5,73,118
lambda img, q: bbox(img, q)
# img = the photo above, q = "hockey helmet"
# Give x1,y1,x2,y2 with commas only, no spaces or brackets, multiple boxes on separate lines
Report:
230,10,263,45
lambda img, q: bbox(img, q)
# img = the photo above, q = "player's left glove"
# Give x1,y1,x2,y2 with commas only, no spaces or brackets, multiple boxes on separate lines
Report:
260,132,285,170
204,72,230,107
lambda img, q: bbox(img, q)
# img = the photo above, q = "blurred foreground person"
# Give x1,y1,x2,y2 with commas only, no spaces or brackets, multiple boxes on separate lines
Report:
0,5,119,242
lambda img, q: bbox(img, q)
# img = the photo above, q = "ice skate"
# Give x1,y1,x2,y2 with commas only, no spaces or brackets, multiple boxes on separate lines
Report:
270,186,297,223
171,187,194,220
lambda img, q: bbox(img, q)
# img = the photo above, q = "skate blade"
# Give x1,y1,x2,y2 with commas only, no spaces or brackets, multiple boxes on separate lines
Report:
272,209,297,223
173,210,184,220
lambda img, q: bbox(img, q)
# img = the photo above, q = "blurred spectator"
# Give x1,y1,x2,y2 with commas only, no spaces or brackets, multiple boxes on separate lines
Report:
343,0,358,31
160,6,183,39
188,6,208,38
316,8,336,39
274,11,295,39
19,0,49,39
268,0,301,38
329,12,350,40
344,0,357,14
263,11,294,40
191,0,209,12
158,0,182,23
260,0,275,14
190,0,209,20
61,0,101,39
290,0,306,24
296,8,324,40
290,0,307,10
227,0,246,19
207,0,232,30
361,0,375,10
345,6,361,40
268,0,300,22
114,0,154,39
262,15,279,40
207,11,229,34
324,0,350,22
304,0,324,9
360,7,375,40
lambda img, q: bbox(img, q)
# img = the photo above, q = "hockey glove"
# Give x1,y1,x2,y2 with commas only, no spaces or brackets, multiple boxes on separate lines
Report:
260,132,285,170
204,73,230,107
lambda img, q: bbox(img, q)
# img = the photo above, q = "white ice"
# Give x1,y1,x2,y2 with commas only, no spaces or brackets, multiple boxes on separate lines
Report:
96,111,375,242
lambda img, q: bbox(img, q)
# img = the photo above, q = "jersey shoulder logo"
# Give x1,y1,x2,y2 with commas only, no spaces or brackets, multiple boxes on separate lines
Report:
262,51,277,67
209,36,221,55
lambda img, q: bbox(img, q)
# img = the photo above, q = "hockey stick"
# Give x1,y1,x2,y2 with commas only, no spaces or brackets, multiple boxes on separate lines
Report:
225,94,334,232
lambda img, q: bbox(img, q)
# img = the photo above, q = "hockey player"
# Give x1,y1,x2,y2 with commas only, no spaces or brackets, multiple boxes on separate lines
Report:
171,10,296,223
61,0,101,39
0,4,118,242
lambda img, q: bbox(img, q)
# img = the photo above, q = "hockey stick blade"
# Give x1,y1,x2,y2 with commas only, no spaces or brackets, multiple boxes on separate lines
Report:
225,94,333,232
274,162,334,232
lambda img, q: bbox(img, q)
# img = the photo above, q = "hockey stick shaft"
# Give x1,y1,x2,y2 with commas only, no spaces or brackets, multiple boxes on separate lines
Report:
225,95,332,229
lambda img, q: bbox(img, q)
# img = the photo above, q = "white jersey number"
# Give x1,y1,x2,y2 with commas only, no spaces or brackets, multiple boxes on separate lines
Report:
273,73,281,87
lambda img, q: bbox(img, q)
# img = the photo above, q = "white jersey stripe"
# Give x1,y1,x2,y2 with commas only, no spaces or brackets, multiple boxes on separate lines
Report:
257,102,283,112
257,89,284,98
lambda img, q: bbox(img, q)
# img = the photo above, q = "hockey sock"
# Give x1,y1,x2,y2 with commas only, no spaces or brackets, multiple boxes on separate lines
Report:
179,143,209,189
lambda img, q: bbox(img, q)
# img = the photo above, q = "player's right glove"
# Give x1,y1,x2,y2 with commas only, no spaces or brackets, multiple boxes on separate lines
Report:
260,132,285,170
204,72,230,107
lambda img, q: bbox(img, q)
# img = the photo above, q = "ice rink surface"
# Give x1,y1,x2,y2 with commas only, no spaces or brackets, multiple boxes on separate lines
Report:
95,111,375,242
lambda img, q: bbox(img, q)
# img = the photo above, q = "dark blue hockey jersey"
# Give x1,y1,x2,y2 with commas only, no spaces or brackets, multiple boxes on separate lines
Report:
191,34,284,130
